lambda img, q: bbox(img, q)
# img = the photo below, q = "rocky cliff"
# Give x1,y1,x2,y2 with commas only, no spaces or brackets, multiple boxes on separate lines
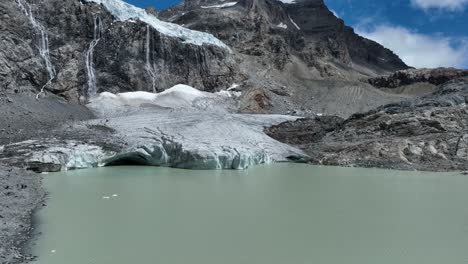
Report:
267,77,468,171
160,0,408,77
368,68,468,88
1,0,415,120
158,0,416,117
1,0,238,102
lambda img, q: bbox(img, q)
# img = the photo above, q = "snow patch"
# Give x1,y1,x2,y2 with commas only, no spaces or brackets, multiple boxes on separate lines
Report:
289,15,300,30
201,2,238,9
277,22,288,29
85,0,229,49
278,0,296,4
330,9,340,18
88,84,215,116
216,90,242,98
228,83,239,91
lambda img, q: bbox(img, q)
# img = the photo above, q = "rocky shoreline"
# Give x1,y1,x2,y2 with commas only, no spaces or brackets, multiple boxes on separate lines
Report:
0,166,45,264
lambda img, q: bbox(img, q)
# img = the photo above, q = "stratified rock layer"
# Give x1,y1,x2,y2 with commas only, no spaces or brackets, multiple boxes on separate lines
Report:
1,0,238,101
368,68,468,88
160,0,408,76
267,78,468,171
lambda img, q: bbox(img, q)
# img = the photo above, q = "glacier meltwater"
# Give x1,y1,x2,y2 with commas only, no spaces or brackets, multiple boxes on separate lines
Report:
16,0,56,98
85,16,102,98
145,25,157,93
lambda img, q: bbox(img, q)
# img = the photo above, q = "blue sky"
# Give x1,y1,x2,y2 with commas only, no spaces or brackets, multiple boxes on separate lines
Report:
128,0,468,68
125,0,176,10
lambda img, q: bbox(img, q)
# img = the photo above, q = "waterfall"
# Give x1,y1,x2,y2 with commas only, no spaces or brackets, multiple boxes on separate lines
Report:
16,0,56,98
85,16,102,98
145,25,157,93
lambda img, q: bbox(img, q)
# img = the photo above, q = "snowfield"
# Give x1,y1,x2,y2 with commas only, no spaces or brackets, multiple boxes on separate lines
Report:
87,84,219,116
85,0,229,49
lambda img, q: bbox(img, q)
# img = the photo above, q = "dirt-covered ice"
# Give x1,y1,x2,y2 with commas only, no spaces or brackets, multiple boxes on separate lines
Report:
86,85,306,169
0,85,306,171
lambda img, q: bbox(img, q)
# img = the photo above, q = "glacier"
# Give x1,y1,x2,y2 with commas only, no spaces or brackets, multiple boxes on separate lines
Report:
28,141,114,170
0,139,115,171
95,110,302,170
0,86,306,171
85,0,229,49
85,86,306,170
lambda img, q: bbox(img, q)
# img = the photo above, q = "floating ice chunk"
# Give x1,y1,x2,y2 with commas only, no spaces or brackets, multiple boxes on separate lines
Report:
85,0,229,49
50,249,56,253
102,196,111,199
201,2,238,8
112,194,118,197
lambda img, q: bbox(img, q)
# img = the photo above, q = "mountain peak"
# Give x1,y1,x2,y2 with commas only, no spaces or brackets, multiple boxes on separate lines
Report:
160,0,408,76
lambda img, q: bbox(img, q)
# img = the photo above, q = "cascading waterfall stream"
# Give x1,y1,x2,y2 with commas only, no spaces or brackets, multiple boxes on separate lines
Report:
16,0,56,99
85,16,103,98
145,25,157,93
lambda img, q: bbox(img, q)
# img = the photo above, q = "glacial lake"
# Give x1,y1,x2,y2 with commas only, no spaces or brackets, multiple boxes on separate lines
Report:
30,164,468,264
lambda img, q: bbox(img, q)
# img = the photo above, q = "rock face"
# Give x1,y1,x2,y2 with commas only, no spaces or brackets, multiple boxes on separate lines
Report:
368,68,468,88
267,78,468,171
158,0,416,117
160,0,408,77
1,0,238,102
1,0,414,119
266,116,344,145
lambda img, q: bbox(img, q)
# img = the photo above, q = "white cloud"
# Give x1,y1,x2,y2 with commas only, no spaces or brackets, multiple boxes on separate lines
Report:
356,25,468,68
411,0,468,11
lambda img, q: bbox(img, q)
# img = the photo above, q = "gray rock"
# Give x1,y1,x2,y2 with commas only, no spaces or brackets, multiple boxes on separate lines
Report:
1,0,239,101
0,165,44,264
368,68,468,89
267,79,468,171
160,0,408,77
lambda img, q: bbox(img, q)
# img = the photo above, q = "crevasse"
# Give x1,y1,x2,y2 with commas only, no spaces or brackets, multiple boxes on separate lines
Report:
85,0,229,49
85,16,103,98
16,0,56,98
